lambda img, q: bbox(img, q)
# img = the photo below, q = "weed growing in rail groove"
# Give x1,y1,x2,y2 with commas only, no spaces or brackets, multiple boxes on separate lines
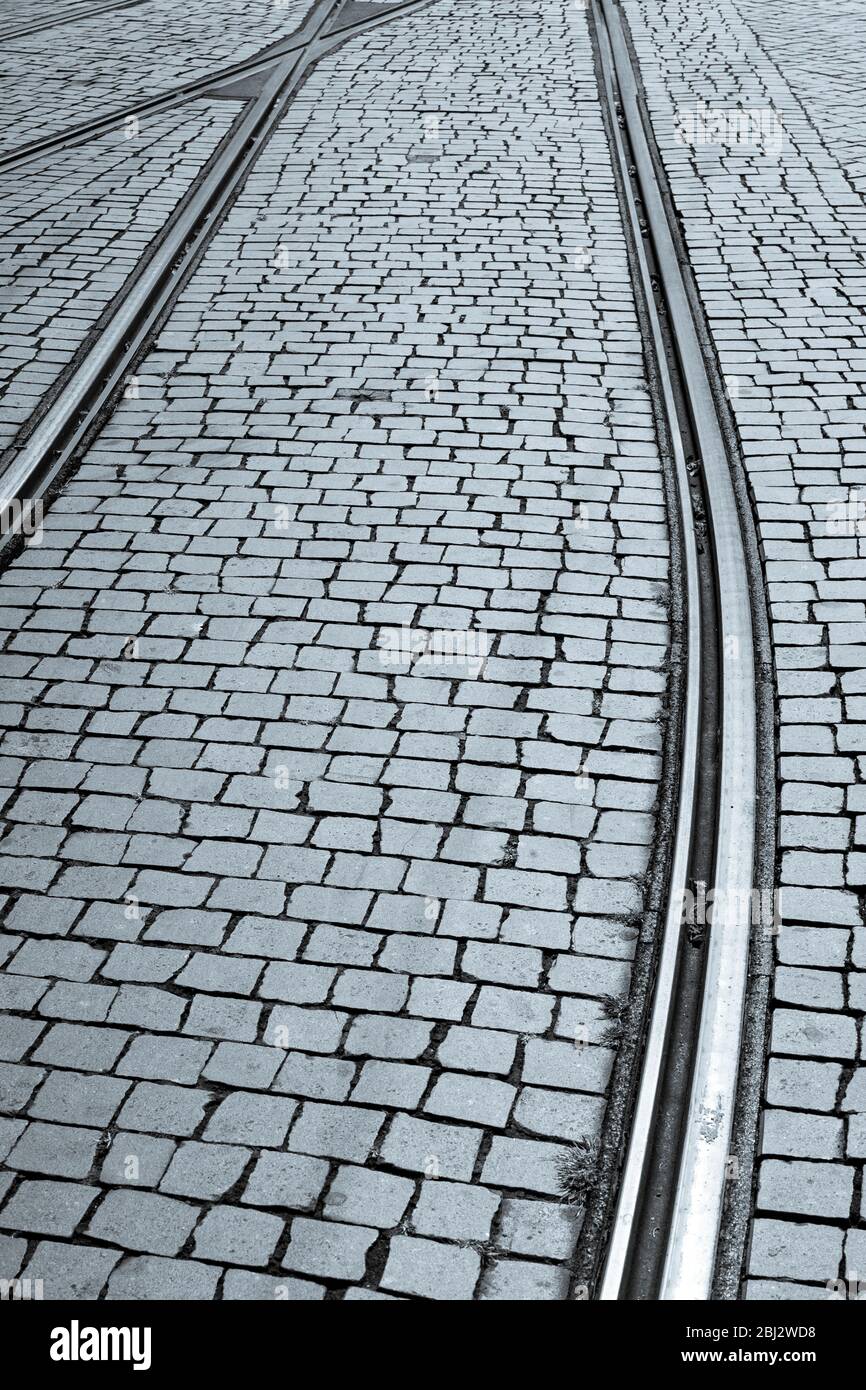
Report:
599,993,628,1044
556,1136,601,1206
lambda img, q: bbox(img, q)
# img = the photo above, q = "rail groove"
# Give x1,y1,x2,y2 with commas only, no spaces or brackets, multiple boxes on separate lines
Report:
590,0,759,1301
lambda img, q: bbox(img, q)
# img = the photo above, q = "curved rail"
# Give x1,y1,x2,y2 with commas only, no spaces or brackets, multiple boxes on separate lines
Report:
592,0,758,1301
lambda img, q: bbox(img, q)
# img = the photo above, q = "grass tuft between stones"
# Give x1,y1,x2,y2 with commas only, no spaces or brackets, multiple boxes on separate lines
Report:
556,1136,601,1206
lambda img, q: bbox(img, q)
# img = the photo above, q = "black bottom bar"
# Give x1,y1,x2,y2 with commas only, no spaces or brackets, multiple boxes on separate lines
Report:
3,1295,856,1374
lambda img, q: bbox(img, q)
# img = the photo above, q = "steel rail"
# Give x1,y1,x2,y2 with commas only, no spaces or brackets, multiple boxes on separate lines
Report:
589,0,702,1302
593,0,758,1301
0,0,436,520
0,0,151,43
0,0,426,176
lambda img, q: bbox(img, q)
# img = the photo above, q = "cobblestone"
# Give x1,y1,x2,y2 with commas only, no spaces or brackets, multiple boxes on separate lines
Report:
324,1164,414,1228
23,1239,121,1299
0,1178,99,1236
282,1216,376,1283
381,1234,481,1301
192,1205,283,1267
6,1120,101,1179
87,1188,199,1255
160,1141,250,1201
479,1258,570,1301
411,1179,499,1242
105,1253,221,1300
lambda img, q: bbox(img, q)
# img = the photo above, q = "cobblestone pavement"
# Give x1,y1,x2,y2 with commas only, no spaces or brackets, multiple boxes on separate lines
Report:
0,0,104,27
0,0,672,1300
624,0,866,1299
0,0,313,154
736,0,866,197
0,101,242,450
